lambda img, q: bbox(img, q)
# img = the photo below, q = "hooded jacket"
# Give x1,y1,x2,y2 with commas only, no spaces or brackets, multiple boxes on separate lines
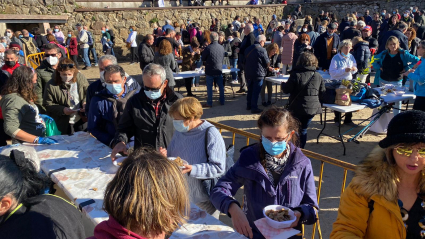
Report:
352,41,371,72
330,147,425,239
282,66,326,116
281,32,298,65
88,216,147,239
210,143,318,239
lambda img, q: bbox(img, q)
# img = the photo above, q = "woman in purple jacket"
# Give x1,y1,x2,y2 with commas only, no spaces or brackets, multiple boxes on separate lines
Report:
210,107,318,239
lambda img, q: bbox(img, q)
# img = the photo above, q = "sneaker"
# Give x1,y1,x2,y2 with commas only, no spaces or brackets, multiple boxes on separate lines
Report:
251,108,263,114
236,89,247,93
231,80,239,84
130,62,135,65
82,66,91,70
211,2,214,5
215,87,219,92
94,63,98,67
344,121,357,127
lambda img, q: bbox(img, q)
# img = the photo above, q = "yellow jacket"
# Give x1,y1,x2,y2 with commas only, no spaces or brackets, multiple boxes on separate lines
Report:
331,147,425,239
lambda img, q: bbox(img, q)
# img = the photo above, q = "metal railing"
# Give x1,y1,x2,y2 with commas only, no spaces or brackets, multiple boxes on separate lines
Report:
208,120,356,239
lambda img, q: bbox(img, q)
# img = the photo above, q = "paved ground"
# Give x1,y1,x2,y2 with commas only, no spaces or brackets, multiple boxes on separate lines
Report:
73,63,404,238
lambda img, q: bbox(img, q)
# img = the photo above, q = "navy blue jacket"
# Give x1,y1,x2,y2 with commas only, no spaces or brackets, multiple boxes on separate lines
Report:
353,41,371,72
211,143,318,239
313,32,340,69
378,29,409,54
244,42,270,78
87,82,139,147
201,41,225,76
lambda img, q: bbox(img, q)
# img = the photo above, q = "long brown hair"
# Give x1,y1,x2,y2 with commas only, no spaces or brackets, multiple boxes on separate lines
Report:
257,107,300,170
103,148,189,237
203,30,212,45
46,34,59,44
159,40,173,56
1,66,37,103
54,58,78,85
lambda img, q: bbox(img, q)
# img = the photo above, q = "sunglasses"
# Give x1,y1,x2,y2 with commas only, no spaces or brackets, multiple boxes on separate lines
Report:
44,54,57,57
395,146,425,157
60,64,75,68
144,81,165,92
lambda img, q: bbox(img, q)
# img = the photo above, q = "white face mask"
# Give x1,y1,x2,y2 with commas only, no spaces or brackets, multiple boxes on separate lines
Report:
404,14,409,18
302,28,307,32
61,75,73,84
6,32,11,37
100,71,105,83
46,56,58,66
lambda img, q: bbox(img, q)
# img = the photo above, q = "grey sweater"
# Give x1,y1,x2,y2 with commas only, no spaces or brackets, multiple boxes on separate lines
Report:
167,120,226,204
154,52,178,87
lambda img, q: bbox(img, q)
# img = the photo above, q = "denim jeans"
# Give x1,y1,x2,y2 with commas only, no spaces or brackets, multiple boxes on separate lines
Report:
229,58,238,80
193,58,203,85
111,47,116,57
294,114,314,149
89,46,98,64
206,75,224,106
380,79,402,116
81,47,91,67
246,77,264,109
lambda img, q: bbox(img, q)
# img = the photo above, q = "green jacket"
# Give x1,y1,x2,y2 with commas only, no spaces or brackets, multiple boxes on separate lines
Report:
35,60,56,114
0,93,46,138
43,72,89,135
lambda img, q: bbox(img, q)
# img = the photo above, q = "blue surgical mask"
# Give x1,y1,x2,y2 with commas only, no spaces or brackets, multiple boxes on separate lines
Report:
19,35,23,38
413,9,417,13
261,135,287,156
54,29,59,32
101,30,105,33
382,12,385,16
1,42,6,47
106,28,109,31
105,83,123,95
144,89,162,100
327,31,333,37
341,52,350,58
393,11,396,14
68,34,71,37
129,29,133,32
173,120,190,133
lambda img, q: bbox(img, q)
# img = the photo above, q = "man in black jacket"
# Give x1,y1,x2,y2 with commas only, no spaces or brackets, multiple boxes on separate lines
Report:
314,23,340,70
111,64,182,161
338,17,350,33
236,23,255,93
341,21,361,41
413,23,425,40
201,32,225,108
138,34,155,71
377,22,409,53
369,13,382,39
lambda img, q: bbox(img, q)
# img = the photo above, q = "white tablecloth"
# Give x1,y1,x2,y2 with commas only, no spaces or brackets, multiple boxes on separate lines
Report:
322,103,367,113
374,88,416,103
265,75,289,84
173,68,240,80
25,132,244,239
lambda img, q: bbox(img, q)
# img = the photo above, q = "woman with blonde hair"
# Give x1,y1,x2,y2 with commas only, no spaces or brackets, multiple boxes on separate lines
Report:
154,40,178,89
372,36,419,115
89,148,189,239
332,110,425,239
261,43,279,106
162,97,226,219
43,58,89,135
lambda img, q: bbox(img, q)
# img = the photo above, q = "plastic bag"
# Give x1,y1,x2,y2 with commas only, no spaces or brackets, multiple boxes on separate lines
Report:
39,114,61,136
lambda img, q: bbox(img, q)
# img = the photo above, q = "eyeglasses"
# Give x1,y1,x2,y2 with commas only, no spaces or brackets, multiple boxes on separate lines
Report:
60,64,75,68
44,54,57,57
144,81,165,92
395,146,425,157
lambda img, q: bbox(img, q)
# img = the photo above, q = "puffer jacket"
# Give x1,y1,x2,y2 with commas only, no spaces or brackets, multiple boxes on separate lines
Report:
281,32,298,65
352,41,371,73
201,41,225,76
282,66,326,116
43,72,89,134
330,147,424,239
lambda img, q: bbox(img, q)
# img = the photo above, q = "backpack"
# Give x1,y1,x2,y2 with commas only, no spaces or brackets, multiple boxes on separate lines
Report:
87,31,94,46
20,38,38,55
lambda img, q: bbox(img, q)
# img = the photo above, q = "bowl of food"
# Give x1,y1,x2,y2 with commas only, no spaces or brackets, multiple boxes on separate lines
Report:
113,156,127,167
394,91,405,96
263,205,296,229
168,157,188,169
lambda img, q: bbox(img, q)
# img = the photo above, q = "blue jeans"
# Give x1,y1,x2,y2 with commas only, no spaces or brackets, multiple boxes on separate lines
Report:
206,75,224,106
81,47,91,67
111,47,115,57
193,58,203,85
89,46,98,64
295,114,314,149
380,79,402,116
246,77,264,109
230,58,238,80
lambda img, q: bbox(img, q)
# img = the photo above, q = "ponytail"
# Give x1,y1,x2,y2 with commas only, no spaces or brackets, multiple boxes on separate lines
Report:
0,150,49,205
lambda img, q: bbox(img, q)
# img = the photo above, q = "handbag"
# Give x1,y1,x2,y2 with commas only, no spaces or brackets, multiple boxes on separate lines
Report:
126,42,131,48
284,71,315,109
201,126,235,197
335,88,353,106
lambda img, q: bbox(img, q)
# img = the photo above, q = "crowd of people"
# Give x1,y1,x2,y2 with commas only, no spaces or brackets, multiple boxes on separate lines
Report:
0,4,425,239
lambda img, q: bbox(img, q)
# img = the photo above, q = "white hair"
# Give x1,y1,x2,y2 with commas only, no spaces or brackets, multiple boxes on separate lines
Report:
99,55,118,65
165,19,171,25
143,63,167,83
357,20,366,28
210,32,219,41
338,39,353,51
256,35,266,42
246,23,254,33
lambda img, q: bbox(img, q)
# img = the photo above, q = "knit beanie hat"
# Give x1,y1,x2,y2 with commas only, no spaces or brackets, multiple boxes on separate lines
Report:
379,110,425,148
9,42,21,50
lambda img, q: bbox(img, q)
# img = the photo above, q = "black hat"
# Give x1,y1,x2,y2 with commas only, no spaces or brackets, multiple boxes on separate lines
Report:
379,110,425,148
75,23,82,27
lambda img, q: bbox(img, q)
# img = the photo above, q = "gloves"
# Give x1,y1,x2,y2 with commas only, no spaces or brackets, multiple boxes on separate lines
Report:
38,137,58,145
39,114,54,123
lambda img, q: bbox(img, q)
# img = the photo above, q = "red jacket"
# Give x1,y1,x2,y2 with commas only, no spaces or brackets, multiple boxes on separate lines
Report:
87,216,148,239
68,37,78,55
1,62,21,77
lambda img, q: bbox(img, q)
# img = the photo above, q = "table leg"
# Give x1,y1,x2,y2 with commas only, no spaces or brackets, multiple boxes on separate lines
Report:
317,108,327,143
338,120,346,156
275,84,278,103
